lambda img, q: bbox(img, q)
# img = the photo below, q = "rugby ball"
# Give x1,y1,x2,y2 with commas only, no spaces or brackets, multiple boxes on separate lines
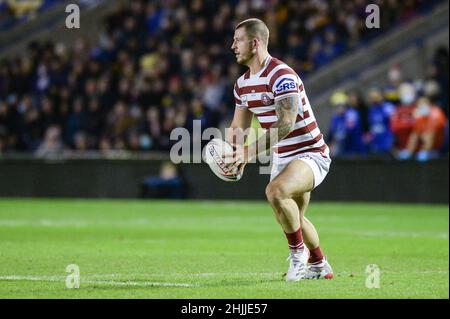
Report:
203,138,243,182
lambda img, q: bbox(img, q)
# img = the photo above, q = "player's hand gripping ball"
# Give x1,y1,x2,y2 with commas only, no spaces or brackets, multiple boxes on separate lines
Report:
203,138,243,182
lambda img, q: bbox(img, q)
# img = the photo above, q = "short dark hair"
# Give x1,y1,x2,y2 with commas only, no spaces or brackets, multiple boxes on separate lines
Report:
235,18,269,47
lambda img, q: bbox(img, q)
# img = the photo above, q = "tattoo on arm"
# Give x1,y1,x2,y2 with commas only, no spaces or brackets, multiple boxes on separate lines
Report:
245,95,299,162
265,95,299,147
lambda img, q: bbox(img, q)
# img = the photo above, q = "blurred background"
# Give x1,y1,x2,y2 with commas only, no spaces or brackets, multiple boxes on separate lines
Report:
0,0,448,203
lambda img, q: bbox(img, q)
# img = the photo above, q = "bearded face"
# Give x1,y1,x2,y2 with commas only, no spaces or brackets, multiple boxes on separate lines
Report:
231,28,255,66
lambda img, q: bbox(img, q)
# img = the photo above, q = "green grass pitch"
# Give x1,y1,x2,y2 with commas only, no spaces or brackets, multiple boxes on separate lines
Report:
0,199,448,298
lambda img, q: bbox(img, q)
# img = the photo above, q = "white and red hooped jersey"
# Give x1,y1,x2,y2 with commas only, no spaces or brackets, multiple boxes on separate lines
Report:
234,55,329,159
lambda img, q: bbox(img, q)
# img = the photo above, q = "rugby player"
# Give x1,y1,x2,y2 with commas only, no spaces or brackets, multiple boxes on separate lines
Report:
226,18,333,281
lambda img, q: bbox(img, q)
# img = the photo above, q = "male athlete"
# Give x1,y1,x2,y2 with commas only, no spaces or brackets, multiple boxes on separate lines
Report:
225,18,333,281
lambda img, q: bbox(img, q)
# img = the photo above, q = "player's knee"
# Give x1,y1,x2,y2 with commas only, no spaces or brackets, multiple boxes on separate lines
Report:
265,183,277,203
265,182,289,204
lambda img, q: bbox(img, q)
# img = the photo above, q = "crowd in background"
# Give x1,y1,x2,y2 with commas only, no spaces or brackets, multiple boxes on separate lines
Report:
0,0,447,159
0,0,59,30
0,0,107,33
327,48,449,161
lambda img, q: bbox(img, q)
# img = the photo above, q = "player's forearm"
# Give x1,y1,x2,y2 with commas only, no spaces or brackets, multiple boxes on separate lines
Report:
226,126,248,146
246,119,294,162
225,126,236,145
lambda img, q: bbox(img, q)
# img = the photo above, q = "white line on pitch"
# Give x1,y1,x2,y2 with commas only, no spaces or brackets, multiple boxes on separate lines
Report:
2,270,446,282
85,272,282,278
86,270,449,278
0,275,198,287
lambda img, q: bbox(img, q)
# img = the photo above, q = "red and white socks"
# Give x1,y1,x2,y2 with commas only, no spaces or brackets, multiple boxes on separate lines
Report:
308,246,325,266
284,228,305,251
284,228,327,266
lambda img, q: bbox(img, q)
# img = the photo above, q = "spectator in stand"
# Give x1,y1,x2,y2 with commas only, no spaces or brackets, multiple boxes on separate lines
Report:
35,124,65,157
366,87,395,155
391,82,417,159
347,89,370,141
327,90,365,157
73,131,89,151
323,27,346,60
422,79,441,108
384,64,403,105
141,161,186,199
402,95,448,161
139,107,162,150
2,0,43,24
201,65,226,129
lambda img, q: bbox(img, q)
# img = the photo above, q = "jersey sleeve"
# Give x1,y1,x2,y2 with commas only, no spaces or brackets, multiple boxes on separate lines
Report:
234,83,246,109
269,69,301,101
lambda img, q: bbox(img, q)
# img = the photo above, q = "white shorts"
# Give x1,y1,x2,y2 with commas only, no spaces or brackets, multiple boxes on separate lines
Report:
270,151,332,189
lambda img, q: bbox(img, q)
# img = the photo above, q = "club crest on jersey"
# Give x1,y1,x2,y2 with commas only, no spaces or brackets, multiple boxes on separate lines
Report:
261,92,271,105
241,94,248,106
275,77,296,94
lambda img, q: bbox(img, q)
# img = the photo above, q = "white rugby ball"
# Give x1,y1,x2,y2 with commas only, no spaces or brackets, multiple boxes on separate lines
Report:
203,138,243,182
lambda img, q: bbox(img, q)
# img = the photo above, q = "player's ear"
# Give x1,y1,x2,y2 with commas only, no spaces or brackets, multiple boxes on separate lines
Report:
252,38,258,53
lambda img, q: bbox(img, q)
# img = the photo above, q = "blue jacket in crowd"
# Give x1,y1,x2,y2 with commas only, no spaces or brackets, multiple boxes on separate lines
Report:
367,102,395,153
328,107,365,156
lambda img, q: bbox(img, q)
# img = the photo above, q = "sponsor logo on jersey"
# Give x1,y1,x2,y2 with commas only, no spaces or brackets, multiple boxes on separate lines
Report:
275,78,296,94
